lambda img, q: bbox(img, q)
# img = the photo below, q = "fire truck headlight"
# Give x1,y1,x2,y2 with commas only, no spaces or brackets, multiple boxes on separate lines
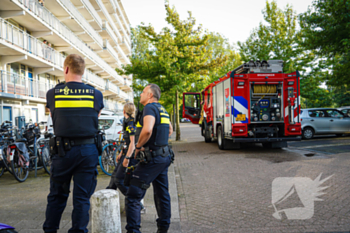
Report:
262,114,268,121
271,117,276,121
276,112,281,117
276,109,280,112
271,113,275,116
254,117,258,121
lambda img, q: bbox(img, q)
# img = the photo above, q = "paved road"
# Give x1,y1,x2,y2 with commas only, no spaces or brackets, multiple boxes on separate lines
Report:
173,123,350,233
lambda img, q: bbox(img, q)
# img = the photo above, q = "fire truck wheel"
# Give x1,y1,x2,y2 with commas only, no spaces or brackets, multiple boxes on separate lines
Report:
217,125,226,150
204,127,211,143
302,127,314,140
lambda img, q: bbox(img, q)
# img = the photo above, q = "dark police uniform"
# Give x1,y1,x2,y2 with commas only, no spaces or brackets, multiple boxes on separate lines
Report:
43,81,103,233
125,103,172,233
107,117,138,195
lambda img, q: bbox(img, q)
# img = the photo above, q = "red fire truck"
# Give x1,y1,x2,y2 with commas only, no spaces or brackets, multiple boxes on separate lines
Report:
183,60,302,149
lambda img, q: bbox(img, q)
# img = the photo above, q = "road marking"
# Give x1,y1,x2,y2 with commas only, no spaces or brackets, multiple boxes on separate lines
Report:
290,143,350,149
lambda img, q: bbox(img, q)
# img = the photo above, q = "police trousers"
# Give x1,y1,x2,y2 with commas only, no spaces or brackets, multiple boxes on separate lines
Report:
107,153,138,196
125,153,172,233
43,144,99,233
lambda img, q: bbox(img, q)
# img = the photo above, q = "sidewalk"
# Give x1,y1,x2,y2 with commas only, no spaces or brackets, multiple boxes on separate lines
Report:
0,163,180,233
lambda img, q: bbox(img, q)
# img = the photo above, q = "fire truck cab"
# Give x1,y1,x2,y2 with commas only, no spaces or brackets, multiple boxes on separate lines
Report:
183,60,302,149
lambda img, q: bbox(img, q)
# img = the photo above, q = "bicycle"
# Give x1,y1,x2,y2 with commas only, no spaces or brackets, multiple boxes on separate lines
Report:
99,126,124,176
8,122,42,182
0,121,16,177
37,128,53,175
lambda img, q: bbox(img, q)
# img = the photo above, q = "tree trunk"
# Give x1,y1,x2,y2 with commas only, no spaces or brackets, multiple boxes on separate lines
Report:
176,89,181,141
172,104,176,131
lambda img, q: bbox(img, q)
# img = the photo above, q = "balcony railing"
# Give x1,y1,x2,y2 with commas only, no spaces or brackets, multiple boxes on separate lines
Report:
0,71,54,99
115,43,129,64
104,40,121,66
0,18,65,68
83,69,106,90
14,0,123,84
106,81,120,94
103,21,120,46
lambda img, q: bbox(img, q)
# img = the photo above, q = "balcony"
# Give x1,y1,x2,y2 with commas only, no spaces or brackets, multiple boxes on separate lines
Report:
105,80,120,97
0,17,65,75
72,0,103,30
83,69,105,90
45,0,103,48
115,0,131,35
90,0,122,43
121,36,131,54
115,43,130,64
0,71,54,100
102,39,121,67
100,21,119,47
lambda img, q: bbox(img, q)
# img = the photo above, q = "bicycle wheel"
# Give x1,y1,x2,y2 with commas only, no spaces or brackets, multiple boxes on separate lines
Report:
2,148,13,175
41,145,51,175
0,164,4,177
11,151,29,182
113,145,122,167
99,147,116,176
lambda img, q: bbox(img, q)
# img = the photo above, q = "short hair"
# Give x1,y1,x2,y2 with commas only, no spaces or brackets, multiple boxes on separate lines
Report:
148,83,161,100
64,54,85,76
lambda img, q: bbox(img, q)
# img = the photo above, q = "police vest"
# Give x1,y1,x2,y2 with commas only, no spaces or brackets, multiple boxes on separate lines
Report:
135,121,142,144
143,103,170,148
122,117,134,146
52,83,98,138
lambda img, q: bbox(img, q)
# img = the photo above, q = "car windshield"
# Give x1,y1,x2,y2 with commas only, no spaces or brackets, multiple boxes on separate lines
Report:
98,119,114,130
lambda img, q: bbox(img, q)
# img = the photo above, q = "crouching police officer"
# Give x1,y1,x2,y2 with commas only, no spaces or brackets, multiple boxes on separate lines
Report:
43,54,104,233
125,84,173,233
107,103,138,194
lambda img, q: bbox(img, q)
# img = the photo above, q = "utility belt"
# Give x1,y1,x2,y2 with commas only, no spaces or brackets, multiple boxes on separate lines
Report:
49,133,104,157
136,145,171,164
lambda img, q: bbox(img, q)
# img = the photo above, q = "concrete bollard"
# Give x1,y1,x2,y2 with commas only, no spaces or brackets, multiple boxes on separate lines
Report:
91,189,122,233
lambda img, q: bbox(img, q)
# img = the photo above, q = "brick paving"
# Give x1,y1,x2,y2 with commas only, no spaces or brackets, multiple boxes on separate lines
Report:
173,123,350,233
1,123,349,233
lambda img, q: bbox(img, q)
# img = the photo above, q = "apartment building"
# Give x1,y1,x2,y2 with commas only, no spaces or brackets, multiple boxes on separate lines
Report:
0,0,133,124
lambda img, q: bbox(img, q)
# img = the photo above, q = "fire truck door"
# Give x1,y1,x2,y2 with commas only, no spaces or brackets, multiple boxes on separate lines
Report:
182,92,201,124
223,79,231,134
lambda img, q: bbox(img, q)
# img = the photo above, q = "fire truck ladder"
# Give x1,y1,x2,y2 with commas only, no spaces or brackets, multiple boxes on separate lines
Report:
232,60,283,74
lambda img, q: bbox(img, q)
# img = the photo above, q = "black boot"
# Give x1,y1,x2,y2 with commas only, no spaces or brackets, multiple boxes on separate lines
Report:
156,226,169,233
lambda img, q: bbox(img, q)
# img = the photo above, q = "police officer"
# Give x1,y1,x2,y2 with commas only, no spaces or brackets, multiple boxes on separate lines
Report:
125,84,173,233
43,54,104,233
107,103,138,194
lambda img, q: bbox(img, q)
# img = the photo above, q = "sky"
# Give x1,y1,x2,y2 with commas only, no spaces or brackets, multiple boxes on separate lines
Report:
122,0,314,45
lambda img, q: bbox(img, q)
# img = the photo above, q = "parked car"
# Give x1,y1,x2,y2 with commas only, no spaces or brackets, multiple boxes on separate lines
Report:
98,115,123,140
300,108,350,139
180,118,191,123
338,106,350,117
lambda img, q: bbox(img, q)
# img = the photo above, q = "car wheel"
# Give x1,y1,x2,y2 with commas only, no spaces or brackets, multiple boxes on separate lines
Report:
302,127,314,140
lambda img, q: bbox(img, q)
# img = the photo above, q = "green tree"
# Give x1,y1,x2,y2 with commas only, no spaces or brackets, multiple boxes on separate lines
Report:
237,0,334,107
117,3,229,140
299,0,350,87
237,0,313,73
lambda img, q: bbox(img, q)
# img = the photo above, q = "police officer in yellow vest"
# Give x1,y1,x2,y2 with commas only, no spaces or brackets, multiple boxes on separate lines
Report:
125,84,173,233
43,54,104,233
